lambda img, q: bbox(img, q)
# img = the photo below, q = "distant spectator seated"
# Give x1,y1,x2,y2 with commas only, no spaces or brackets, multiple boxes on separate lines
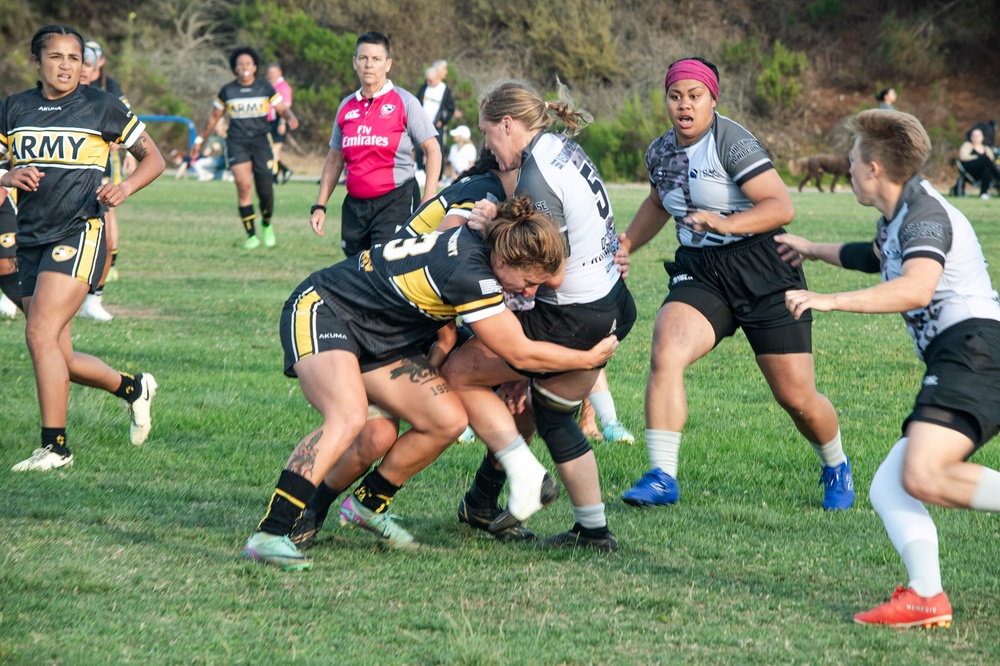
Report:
444,125,476,186
193,123,229,181
959,128,1000,199
169,149,193,179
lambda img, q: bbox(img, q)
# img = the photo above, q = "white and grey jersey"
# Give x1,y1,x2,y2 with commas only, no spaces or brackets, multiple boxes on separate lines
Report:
645,113,772,248
876,177,1000,360
516,132,621,305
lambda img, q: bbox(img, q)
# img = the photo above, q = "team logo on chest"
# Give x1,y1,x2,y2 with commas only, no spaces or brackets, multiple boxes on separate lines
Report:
52,245,78,261
380,104,396,116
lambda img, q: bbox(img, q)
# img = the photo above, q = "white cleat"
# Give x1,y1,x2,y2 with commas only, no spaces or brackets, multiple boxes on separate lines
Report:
0,293,18,318
78,294,114,321
127,373,158,445
11,446,73,472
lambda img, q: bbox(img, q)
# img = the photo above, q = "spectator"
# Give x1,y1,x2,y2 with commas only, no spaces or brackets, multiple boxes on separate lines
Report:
415,59,455,180
445,125,476,185
876,87,897,110
958,128,1000,199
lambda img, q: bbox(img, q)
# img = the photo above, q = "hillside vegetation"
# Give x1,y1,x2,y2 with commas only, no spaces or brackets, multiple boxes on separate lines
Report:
3,0,999,181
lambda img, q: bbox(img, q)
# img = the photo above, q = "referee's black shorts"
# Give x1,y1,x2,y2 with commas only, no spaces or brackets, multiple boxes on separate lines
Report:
664,228,812,355
341,179,420,257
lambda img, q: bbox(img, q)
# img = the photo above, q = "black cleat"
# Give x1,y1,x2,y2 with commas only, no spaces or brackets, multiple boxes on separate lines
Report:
289,508,324,551
542,523,618,552
458,496,536,542
488,473,560,534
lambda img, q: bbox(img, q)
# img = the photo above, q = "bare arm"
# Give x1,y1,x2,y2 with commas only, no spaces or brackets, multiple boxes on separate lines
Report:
311,148,345,237
786,257,942,319
773,232,847,268
689,169,794,236
419,136,442,203
621,185,672,254
274,100,298,131
191,107,225,159
469,309,618,373
97,131,165,207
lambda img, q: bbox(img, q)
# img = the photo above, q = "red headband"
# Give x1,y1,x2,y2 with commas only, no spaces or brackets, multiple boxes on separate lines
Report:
665,59,719,100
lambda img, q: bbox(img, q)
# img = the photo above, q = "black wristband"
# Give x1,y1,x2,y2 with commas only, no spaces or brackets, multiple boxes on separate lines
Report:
311,204,327,214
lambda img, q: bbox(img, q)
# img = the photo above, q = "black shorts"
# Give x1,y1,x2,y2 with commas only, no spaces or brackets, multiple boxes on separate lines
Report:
665,228,812,355
0,197,16,260
226,134,275,177
904,319,1000,450
280,279,422,376
514,279,636,378
341,179,420,257
269,119,286,144
16,219,107,297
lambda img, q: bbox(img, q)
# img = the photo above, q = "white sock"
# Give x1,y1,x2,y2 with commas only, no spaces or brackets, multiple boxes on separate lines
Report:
494,436,546,520
811,430,847,468
573,502,607,530
647,429,680,478
870,438,942,596
588,391,618,427
970,467,1000,511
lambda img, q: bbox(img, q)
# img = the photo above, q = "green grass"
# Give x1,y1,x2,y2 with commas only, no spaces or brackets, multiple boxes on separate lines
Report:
1,180,998,665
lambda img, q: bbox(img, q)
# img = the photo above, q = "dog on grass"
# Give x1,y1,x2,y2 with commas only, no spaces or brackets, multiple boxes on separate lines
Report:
789,154,852,192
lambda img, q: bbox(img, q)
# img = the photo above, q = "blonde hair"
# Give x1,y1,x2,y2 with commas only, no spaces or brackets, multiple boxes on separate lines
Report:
479,79,593,137
484,195,568,275
844,109,931,184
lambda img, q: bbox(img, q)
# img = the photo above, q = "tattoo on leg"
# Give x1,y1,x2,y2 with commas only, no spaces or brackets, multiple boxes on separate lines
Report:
390,356,438,385
288,429,322,476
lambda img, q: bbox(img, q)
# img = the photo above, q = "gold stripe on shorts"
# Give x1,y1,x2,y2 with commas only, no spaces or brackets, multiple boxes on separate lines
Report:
293,288,323,362
74,218,103,284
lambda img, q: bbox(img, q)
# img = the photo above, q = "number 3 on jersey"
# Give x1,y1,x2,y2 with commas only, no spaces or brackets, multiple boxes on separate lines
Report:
382,233,440,261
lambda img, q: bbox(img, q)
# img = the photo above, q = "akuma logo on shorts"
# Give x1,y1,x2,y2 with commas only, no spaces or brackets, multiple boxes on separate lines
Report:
51,245,77,262
318,332,348,340
670,273,693,286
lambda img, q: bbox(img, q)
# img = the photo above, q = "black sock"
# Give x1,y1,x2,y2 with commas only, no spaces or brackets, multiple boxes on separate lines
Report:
467,453,506,508
239,205,256,236
41,427,70,456
306,481,346,523
113,372,142,403
258,470,316,536
354,468,401,513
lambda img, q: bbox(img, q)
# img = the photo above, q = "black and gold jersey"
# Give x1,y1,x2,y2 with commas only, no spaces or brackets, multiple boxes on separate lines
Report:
403,172,506,236
0,84,145,246
214,79,281,140
310,225,505,359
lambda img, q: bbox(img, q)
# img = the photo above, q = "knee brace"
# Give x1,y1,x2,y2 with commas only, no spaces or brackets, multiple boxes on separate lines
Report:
531,380,591,464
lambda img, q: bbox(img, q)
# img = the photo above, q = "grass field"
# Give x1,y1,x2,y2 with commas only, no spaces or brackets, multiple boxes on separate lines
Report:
2,178,998,665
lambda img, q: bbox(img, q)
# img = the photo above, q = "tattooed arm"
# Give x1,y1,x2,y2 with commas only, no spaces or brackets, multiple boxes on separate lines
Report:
96,131,165,207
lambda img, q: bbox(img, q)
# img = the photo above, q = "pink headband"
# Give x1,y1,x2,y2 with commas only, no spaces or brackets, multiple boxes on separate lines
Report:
665,59,719,100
